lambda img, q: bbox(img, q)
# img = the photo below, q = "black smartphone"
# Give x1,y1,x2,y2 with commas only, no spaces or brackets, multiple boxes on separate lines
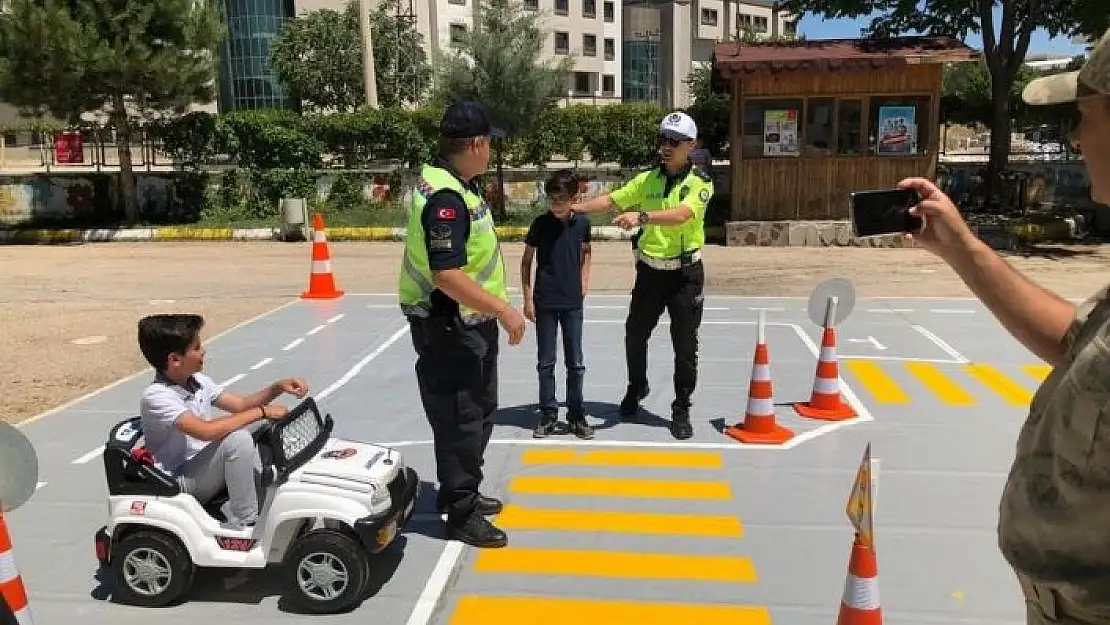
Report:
848,188,923,238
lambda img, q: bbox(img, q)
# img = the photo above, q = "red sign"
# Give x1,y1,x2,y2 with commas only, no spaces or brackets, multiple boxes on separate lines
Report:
54,131,84,164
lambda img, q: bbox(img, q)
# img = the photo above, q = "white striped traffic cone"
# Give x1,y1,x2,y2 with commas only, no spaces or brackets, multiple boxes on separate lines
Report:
301,213,345,300
724,310,794,445
836,534,882,625
0,511,32,625
795,297,856,421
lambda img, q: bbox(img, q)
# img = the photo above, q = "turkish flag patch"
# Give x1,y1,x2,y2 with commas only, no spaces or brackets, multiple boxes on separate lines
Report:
436,207,457,220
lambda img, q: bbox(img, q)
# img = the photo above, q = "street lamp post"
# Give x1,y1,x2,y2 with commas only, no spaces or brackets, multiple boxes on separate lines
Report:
360,0,379,107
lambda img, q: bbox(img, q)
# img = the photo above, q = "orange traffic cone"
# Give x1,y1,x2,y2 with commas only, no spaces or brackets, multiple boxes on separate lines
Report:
724,311,794,445
0,511,32,624
301,213,344,300
795,297,856,421
836,534,882,625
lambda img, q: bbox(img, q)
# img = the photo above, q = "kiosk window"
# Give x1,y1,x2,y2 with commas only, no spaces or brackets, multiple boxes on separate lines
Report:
869,96,931,156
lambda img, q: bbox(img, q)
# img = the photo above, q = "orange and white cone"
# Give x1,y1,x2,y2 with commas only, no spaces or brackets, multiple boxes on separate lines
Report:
0,511,32,625
795,297,856,421
301,213,344,300
724,310,794,445
837,534,882,625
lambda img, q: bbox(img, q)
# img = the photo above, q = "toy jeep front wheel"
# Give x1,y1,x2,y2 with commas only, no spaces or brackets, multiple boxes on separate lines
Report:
110,529,195,607
284,529,371,614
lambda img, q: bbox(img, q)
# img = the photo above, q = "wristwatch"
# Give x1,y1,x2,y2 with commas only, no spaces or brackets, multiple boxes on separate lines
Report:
637,211,650,226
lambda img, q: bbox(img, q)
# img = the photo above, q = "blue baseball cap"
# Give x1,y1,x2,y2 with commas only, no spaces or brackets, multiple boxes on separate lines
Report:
440,100,506,139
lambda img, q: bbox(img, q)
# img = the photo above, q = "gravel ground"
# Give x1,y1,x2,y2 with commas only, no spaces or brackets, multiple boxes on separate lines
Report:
3,240,1108,425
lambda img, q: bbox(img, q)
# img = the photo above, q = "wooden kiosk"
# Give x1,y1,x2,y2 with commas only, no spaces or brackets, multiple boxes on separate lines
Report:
711,36,978,223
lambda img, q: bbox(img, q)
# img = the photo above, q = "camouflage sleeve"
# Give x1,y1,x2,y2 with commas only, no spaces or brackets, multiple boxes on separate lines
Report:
1064,284,1110,350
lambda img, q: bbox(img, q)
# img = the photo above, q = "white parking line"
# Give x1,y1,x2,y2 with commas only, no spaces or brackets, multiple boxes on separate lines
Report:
72,447,103,465
250,357,273,370
317,325,411,400
931,308,976,314
282,337,304,351
220,373,246,387
327,313,345,323
306,324,326,336
36,481,47,490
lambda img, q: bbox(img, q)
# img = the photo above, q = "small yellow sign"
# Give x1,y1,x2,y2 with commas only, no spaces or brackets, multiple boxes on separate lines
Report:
846,442,874,550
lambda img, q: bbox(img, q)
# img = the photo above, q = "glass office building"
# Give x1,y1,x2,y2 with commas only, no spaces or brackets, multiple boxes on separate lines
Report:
217,0,296,112
621,5,661,103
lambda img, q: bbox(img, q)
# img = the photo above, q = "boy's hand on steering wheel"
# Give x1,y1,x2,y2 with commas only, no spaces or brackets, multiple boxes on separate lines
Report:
276,377,309,398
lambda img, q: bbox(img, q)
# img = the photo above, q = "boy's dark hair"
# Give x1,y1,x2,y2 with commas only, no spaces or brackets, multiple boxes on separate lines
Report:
544,169,579,201
137,314,205,371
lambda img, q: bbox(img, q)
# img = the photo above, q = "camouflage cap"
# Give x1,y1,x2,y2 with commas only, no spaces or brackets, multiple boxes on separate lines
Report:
1023,26,1110,106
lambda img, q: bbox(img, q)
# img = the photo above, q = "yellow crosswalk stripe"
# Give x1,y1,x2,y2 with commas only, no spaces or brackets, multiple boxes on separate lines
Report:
964,364,1034,405
509,475,732,500
473,547,757,582
521,448,722,469
904,362,977,406
494,504,744,537
1023,364,1054,382
449,596,773,625
845,360,909,403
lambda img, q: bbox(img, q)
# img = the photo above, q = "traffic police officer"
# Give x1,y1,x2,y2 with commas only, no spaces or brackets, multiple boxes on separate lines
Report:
571,111,714,440
397,100,526,548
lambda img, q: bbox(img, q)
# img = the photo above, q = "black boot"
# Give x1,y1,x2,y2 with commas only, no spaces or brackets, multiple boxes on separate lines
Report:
619,384,650,418
446,512,508,548
670,405,693,440
439,494,503,516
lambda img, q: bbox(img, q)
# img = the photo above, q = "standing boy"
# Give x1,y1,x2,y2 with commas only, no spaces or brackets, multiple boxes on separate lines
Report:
521,169,594,439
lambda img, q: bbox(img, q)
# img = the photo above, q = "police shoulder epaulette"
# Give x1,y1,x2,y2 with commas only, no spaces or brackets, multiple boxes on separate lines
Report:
691,168,712,182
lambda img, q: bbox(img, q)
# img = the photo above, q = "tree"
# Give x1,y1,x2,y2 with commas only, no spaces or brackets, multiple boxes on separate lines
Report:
777,0,1109,201
432,0,573,139
0,0,224,220
269,0,431,112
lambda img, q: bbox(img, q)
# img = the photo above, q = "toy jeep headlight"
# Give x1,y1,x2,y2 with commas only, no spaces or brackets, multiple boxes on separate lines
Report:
370,483,390,507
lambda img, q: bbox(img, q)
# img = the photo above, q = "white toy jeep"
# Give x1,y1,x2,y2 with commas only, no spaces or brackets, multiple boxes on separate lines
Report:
93,396,419,614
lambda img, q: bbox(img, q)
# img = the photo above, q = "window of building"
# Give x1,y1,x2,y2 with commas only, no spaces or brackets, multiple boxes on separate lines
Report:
783,19,797,36
736,13,752,35
602,74,615,95
448,0,465,6
603,0,614,21
753,16,768,32
449,23,467,45
604,38,615,60
740,95,932,158
574,72,592,94
700,8,718,26
554,31,570,54
583,34,597,56
554,0,568,15
583,0,596,18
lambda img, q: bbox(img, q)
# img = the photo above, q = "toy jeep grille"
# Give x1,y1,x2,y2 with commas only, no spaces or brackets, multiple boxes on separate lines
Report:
280,408,323,459
267,397,334,479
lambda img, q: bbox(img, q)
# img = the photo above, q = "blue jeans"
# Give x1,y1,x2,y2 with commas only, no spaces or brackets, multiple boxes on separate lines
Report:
535,308,585,416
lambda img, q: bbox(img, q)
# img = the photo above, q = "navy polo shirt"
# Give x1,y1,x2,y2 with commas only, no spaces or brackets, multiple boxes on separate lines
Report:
525,211,591,311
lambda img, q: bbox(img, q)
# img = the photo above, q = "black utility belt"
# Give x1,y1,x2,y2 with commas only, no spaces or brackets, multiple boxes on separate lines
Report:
636,248,702,270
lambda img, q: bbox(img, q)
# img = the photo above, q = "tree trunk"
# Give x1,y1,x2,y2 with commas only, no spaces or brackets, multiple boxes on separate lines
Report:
113,94,139,221
985,77,1013,211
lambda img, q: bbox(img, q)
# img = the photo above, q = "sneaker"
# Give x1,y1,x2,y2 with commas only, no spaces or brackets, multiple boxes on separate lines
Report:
619,384,650,418
446,513,508,548
533,414,559,438
566,410,594,439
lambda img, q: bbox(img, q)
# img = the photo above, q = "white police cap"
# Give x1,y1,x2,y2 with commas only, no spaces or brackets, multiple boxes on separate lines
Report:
659,111,697,141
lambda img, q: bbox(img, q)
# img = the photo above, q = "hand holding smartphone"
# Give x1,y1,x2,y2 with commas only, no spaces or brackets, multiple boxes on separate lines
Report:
848,188,924,238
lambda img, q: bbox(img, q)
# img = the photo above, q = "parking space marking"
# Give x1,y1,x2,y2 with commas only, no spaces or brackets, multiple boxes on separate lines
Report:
508,475,732,500
249,357,272,370
843,359,1046,407
472,548,758,582
449,596,773,625
912,325,969,362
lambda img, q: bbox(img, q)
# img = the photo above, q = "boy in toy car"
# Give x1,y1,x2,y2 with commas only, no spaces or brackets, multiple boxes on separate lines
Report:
137,314,308,528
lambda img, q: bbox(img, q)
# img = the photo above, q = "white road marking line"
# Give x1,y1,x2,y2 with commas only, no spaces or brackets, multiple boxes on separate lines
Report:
73,447,103,465
220,373,246,387
317,325,410,400
250,357,273,370
282,337,304,351
306,324,326,336
866,308,912,313
931,308,976,314
367,304,396,308
748,306,784,311
848,336,887,350
404,535,465,625
327,313,345,323
36,481,47,490
913,324,970,363
20,298,301,430
839,355,964,363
